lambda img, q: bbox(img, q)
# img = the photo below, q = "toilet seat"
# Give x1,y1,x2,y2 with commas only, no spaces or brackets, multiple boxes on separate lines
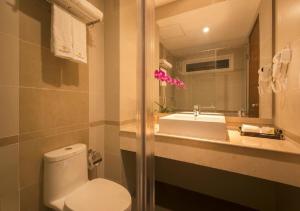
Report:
63,178,131,211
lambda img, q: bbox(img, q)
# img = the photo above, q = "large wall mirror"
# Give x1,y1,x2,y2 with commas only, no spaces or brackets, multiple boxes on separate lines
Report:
155,0,273,119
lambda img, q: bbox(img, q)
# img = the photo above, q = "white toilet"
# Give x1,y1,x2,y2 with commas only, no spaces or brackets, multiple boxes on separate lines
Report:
43,144,132,211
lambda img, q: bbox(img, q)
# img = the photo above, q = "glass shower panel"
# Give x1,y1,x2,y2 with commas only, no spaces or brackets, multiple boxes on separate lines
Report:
104,0,155,210
136,0,156,210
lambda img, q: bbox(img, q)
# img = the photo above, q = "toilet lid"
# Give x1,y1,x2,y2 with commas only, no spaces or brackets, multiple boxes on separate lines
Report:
64,178,131,211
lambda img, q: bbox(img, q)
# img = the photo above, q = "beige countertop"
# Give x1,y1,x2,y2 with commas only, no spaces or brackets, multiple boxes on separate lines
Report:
120,123,300,156
120,123,300,188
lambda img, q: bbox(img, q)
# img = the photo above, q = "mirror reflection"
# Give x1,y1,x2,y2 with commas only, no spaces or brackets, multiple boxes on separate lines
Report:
156,0,273,118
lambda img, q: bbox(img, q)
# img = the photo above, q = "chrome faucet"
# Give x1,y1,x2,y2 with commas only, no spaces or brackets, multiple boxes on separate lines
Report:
193,105,200,117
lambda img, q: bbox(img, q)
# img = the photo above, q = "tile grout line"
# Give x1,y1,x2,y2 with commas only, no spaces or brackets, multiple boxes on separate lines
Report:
19,85,89,94
19,127,89,143
0,135,19,147
20,123,89,136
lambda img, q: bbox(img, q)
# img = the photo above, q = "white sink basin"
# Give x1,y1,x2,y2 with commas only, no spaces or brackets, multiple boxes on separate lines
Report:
158,113,228,141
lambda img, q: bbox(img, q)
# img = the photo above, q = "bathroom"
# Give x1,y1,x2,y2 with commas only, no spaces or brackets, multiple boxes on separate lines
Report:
0,0,300,210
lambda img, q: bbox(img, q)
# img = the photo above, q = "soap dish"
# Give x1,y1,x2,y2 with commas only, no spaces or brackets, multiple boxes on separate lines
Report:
239,127,284,140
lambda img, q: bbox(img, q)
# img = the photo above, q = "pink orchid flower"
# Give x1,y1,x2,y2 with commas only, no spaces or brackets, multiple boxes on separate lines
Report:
153,69,186,89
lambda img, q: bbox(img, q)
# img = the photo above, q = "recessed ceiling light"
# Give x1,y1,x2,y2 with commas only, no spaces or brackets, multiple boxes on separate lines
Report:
203,26,210,33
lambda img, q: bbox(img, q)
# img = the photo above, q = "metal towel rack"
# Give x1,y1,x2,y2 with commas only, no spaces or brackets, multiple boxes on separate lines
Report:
46,0,101,26
86,19,100,26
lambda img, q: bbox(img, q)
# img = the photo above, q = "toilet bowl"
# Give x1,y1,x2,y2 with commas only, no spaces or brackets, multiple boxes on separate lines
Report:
43,144,131,211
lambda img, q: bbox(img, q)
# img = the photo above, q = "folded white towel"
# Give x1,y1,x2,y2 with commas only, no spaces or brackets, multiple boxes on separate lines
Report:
72,16,87,63
258,65,272,95
280,48,292,64
271,47,292,93
261,126,275,135
258,65,272,82
51,4,73,59
159,59,173,70
272,51,281,64
241,124,261,133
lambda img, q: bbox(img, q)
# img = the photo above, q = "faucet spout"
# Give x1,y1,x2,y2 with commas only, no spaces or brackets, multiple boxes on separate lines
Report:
193,105,200,118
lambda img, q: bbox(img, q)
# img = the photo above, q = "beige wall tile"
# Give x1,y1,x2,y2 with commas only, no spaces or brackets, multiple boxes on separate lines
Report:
19,129,88,188
275,88,300,137
0,33,19,86
0,143,19,211
61,60,89,91
104,74,120,121
88,21,105,122
20,183,48,211
20,88,88,134
13,0,106,209
89,90,105,122
0,0,19,37
0,190,19,211
104,0,120,122
56,90,89,127
19,0,51,48
276,0,300,50
19,139,40,188
89,125,105,177
0,2,20,210
104,125,121,155
20,88,56,133
20,40,88,91
119,0,137,122
19,40,61,89
104,151,122,184
0,87,19,138
275,0,300,136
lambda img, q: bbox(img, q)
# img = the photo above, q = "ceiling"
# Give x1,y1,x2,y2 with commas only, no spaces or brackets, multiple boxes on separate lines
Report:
155,0,177,7
157,0,262,57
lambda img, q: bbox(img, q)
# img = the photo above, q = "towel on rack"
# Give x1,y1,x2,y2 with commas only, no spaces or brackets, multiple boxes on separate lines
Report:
70,0,104,23
258,64,272,95
271,47,292,93
72,16,87,63
51,4,73,59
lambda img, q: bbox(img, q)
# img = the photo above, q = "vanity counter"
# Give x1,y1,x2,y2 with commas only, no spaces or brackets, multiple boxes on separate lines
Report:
120,123,300,188
120,123,300,155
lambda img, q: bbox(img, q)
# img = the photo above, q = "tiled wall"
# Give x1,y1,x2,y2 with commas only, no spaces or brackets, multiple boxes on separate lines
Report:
0,0,20,210
274,0,300,138
0,0,106,210
0,0,138,209
103,0,137,187
120,0,137,122
103,0,121,184
88,0,105,178
101,0,140,196
1,0,137,209
18,0,90,210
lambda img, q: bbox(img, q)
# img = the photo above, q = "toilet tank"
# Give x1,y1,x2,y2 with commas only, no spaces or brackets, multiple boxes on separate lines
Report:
43,144,88,207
